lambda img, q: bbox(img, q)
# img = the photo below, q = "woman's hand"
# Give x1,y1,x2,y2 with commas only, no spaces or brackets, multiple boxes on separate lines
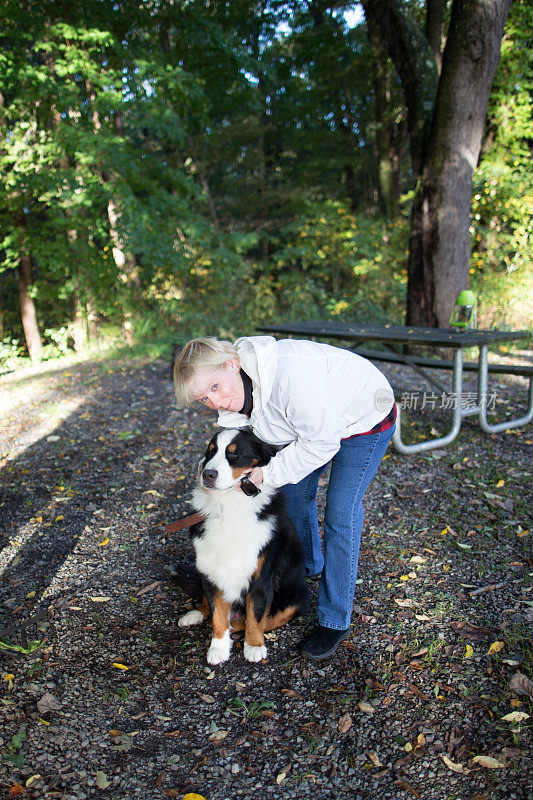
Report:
247,467,263,487
233,466,264,491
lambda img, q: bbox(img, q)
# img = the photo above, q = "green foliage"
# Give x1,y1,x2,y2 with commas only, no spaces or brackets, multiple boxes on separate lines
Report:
2,729,26,769
245,200,408,326
0,0,528,358
469,0,532,327
0,338,26,373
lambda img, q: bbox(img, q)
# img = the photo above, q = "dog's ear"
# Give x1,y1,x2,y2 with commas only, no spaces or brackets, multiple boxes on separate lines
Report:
248,432,283,465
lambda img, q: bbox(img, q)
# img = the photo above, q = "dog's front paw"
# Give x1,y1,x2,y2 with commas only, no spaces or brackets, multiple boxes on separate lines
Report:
207,634,231,665
178,609,205,627
243,642,267,662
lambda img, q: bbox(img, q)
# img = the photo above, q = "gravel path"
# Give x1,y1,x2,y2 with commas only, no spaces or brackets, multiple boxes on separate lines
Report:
0,351,531,800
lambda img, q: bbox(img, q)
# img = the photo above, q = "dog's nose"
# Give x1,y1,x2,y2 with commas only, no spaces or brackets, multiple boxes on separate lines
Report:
202,469,218,487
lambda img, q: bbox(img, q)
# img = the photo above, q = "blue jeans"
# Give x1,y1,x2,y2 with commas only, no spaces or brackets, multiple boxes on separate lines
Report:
280,423,395,630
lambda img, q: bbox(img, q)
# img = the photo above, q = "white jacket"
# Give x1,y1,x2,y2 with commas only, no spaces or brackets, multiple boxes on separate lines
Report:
218,336,394,487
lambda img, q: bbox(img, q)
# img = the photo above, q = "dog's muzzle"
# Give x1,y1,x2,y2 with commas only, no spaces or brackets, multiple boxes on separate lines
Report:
202,469,218,489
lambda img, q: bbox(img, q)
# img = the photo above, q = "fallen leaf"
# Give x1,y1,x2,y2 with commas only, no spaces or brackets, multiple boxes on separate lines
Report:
357,701,375,715
136,581,161,596
471,755,505,769
98,538,110,547
367,751,384,767
208,730,228,741
439,754,472,774
406,682,430,701
112,662,129,670
464,644,474,659
276,764,291,784
501,711,529,723
196,692,216,704
95,771,111,789
394,779,421,798
509,672,533,701
110,732,133,752
450,621,489,641
394,598,417,608
183,795,208,800
9,783,24,797
90,596,111,603
487,641,505,655
25,775,42,788
338,712,352,733
37,692,61,714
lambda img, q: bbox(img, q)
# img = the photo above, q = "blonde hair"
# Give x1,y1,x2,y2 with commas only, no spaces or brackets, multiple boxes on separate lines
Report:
173,337,240,406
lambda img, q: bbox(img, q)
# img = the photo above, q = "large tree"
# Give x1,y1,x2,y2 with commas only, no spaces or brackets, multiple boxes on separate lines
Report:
362,0,512,327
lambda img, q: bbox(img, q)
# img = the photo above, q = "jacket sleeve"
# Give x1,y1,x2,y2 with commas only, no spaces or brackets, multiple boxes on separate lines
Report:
260,360,345,487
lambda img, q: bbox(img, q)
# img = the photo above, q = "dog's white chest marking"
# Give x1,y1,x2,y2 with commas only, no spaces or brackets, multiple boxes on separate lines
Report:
192,486,274,604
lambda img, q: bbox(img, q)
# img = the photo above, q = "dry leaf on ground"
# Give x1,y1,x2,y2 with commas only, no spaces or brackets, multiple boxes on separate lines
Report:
338,712,352,732
509,672,533,701
439,754,472,775
36,692,61,714
95,771,111,789
471,755,505,769
501,711,529,723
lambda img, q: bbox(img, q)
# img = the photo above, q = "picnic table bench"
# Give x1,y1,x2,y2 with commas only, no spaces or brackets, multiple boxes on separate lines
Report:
257,321,532,454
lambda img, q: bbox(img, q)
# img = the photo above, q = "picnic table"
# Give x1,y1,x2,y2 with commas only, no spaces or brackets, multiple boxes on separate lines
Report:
257,321,533,454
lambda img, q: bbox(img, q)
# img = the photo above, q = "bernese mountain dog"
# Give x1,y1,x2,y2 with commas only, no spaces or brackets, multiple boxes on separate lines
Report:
177,427,309,665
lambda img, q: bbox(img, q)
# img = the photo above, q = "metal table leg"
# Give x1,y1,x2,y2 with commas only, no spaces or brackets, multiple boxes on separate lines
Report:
392,349,464,454
477,344,533,433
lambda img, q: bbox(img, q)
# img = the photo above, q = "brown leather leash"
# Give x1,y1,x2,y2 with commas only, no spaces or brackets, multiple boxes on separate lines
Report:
165,513,206,534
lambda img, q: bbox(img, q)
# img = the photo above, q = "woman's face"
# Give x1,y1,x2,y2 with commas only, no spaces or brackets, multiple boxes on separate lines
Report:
189,360,245,412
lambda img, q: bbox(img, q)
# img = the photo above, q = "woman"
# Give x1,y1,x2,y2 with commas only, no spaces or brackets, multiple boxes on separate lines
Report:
173,335,396,660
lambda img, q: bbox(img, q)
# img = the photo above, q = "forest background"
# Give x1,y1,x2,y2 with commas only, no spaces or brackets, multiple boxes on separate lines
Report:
0,0,531,369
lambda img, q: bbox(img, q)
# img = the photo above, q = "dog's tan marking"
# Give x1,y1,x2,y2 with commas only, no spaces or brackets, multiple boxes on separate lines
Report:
252,554,265,581
211,591,232,639
264,605,298,631
232,603,297,634
228,443,236,453
198,595,210,618
231,466,248,480
230,459,259,481
244,594,267,648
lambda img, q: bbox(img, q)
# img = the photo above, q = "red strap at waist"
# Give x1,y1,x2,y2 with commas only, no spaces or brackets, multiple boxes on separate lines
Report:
342,403,397,440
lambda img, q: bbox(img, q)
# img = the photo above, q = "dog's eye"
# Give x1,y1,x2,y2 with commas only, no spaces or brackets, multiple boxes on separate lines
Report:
226,451,239,464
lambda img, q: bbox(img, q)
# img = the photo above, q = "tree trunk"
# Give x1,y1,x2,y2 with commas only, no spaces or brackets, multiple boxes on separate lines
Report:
18,246,43,362
366,18,398,217
425,0,447,72
69,291,87,352
407,0,511,327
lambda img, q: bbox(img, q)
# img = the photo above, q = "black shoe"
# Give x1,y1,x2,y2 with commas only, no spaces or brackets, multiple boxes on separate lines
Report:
300,625,351,660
